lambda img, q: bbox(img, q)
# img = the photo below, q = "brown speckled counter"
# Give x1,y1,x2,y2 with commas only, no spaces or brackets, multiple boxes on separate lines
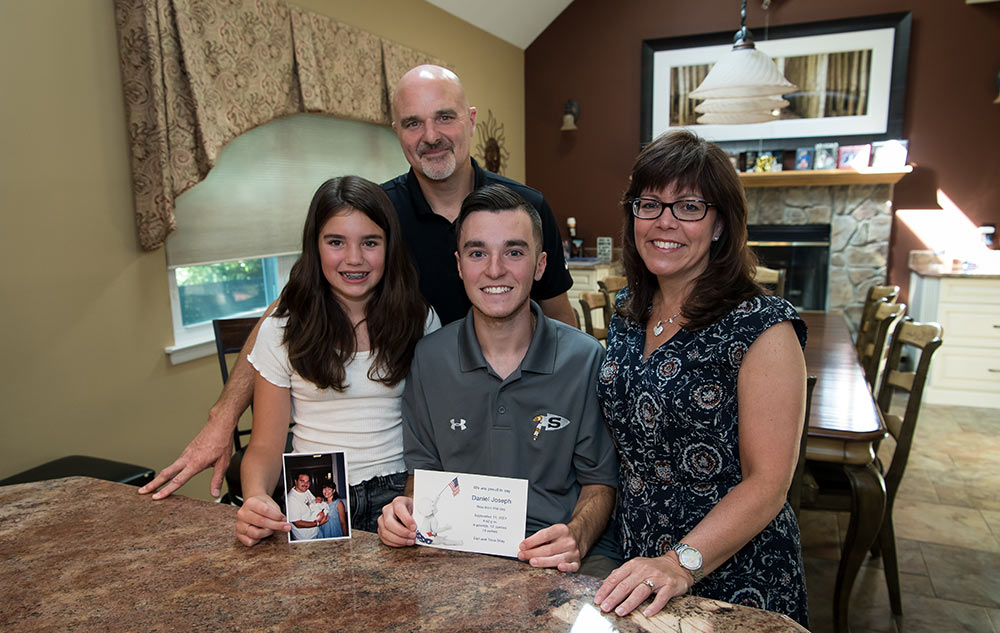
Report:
0,477,807,632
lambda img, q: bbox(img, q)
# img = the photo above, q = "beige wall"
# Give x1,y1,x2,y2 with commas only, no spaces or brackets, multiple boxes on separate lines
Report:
0,0,524,499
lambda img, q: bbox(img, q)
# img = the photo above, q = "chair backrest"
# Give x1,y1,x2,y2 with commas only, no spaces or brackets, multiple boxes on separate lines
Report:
855,284,901,355
860,301,907,394
874,319,943,502
788,374,818,517
578,292,608,340
212,317,260,450
597,275,627,326
754,266,787,298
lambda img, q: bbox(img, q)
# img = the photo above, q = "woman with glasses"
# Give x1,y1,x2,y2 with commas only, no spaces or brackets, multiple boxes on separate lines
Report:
593,130,808,626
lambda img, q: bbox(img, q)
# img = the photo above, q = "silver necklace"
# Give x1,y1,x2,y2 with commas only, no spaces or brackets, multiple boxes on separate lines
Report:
652,311,682,337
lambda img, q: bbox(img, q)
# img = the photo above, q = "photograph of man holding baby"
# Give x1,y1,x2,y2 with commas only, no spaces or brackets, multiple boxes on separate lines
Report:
283,452,350,542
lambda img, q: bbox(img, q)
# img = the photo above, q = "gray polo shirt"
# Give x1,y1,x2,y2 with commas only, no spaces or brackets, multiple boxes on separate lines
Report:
402,301,619,560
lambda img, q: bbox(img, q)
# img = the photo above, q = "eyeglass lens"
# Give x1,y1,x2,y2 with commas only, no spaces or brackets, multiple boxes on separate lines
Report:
632,198,708,221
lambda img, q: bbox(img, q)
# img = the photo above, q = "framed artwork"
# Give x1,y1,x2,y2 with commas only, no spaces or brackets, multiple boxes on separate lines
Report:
871,139,909,168
814,143,839,170
795,148,814,170
640,13,911,152
837,144,872,169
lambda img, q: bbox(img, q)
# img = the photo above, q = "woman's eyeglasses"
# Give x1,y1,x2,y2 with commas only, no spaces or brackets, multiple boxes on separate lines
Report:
629,198,715,222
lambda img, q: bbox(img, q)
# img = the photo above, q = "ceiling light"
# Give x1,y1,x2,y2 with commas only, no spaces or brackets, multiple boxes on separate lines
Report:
688,0,796,122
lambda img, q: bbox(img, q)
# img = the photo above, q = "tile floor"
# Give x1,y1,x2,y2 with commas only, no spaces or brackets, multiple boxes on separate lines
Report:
800,402,1000,632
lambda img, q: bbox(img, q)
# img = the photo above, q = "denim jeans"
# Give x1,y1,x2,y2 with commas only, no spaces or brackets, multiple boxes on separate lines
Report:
348,471,408,533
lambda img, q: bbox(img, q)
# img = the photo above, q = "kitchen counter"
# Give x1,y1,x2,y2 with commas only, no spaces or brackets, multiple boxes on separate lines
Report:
0,477,807,632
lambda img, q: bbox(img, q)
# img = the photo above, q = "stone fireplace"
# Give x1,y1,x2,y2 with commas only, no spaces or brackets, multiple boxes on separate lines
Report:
745,183,894,330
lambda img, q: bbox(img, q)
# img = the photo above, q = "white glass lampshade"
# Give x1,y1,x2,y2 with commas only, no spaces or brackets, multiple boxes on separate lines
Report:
688,47,796,100
695,96,789,114
696,111,778,124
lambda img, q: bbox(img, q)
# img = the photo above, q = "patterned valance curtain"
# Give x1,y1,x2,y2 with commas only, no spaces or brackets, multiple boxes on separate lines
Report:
114,0,445,251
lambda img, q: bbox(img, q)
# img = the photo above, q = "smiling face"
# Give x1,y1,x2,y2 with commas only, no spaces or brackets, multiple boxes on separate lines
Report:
633,182,722,291
318,208,386,314
456,209,546,323
294,474,311,493
392,66,476,182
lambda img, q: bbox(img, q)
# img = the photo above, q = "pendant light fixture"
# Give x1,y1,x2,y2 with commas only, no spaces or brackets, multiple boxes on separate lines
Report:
688,0,796,124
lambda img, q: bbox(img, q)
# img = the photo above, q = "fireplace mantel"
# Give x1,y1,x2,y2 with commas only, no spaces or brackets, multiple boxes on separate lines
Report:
740,166,912,188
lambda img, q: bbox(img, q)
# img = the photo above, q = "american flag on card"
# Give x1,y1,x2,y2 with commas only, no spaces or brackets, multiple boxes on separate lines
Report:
448,477,460,496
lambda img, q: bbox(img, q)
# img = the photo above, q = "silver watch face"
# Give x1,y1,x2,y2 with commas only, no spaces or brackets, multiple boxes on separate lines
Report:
678,545,702,570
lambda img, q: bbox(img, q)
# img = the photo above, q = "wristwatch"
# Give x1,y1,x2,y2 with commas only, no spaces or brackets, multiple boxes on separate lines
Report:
672,543,704,583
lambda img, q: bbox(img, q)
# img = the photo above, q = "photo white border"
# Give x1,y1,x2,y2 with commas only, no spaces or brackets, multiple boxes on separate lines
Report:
282,450,352,543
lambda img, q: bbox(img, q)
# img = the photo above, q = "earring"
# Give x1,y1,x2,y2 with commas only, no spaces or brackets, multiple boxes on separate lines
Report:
712,234,720,241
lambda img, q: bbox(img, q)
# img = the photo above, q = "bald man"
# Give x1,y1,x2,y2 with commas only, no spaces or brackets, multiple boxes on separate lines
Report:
140,66,577,502
384,65,575,324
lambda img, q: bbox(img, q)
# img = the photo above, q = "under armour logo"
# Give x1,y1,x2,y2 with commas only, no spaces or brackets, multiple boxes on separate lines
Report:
449,418,467,431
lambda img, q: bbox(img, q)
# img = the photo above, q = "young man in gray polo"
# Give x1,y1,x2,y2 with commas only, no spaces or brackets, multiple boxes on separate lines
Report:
377,184,619,576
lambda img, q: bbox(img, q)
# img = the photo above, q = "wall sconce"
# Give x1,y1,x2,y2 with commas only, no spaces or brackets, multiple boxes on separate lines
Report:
561,100,579,131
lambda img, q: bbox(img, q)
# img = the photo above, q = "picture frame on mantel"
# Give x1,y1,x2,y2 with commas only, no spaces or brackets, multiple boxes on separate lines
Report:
640,12,911,153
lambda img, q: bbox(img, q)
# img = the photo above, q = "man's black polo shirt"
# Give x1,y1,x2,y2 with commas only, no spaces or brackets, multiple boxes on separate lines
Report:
382,159,573,325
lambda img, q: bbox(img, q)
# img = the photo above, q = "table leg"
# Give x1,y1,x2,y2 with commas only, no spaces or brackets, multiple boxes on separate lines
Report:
833,461,886,633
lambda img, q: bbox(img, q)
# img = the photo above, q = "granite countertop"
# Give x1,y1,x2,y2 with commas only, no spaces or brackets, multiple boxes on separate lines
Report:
908,250,1000,279
0,477,807,632
908,262,1000,279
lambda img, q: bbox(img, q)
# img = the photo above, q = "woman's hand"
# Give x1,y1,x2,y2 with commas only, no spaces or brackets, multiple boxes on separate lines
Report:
594,555,694,617
235,494,290,547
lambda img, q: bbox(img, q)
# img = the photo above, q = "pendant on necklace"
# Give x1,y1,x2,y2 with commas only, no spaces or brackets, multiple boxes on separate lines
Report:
652,311,681,337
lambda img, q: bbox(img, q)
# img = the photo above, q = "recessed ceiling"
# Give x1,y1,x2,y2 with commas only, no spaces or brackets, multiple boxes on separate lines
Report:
425,0,573,49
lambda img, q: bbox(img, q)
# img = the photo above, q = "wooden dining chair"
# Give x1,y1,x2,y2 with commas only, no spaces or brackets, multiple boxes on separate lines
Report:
754,266,787,298
213,317,293,506
859,301,907,395
787,374,818,518
578,292,608,341
213,317,261,451
597,275,627,327
855,284,900,357
804,318,943,617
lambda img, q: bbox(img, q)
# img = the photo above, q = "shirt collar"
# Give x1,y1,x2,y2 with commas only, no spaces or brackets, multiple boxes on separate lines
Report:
457,300,556,376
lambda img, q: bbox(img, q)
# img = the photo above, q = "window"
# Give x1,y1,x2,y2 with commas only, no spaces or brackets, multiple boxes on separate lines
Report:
162,113,408,363
166,254,298,364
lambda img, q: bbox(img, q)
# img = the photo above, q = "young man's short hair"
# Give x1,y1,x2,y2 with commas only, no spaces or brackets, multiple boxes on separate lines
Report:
456,184,544,254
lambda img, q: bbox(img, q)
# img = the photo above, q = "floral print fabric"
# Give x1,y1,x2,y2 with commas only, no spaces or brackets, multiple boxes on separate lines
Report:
597,291,809,626
114,0,445,250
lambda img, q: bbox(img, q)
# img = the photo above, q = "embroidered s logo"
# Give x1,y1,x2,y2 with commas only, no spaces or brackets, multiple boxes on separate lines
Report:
531,413,571,440
449,418,467,431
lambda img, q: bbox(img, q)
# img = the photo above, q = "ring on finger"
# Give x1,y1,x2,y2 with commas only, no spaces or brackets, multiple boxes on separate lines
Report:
642,579,655,591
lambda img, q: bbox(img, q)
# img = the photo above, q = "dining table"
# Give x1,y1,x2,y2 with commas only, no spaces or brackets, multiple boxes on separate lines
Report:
0,476,807,632
801,310,888,633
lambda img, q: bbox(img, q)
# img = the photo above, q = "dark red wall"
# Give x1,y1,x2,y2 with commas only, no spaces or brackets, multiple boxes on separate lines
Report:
525,0,1000,299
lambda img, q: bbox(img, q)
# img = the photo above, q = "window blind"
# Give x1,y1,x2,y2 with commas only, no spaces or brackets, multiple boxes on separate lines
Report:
166,114,410,268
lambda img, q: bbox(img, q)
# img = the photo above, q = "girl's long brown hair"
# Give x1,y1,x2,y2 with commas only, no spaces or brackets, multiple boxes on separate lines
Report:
620,130,761,330
276,176,428,390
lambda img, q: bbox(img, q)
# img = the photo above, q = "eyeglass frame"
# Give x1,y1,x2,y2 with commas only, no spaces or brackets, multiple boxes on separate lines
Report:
628,197,716,222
